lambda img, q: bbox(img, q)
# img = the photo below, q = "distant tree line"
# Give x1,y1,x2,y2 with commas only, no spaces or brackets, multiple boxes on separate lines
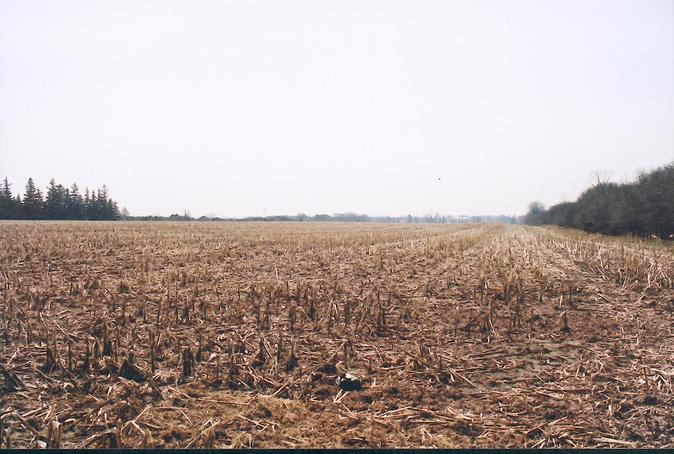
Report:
523,162,674,239
0,177,122,220
181,213,518,224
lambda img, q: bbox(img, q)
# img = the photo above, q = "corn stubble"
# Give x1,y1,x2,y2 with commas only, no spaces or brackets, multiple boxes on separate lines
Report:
0,222,673,448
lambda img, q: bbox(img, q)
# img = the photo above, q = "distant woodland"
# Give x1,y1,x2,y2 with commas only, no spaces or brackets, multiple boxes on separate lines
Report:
0,177,121,220
129,213,518,224
523,162,674,239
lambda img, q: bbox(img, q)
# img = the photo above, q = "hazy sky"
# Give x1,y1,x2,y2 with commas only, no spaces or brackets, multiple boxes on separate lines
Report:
1,0,672,217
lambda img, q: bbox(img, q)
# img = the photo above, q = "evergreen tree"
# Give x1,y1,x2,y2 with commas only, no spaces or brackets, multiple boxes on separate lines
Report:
0,177,17,219
45,178,68,220
98,187,107,220
84,188,91,220
93,188,103,220
66,183,84,219
22,178,44,219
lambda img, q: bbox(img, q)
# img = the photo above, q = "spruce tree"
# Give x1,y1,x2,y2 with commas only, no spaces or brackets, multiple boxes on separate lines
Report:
67,183,83,219
84,188,91,220
45,179,61,220
0,177,16,219
22,178,44,219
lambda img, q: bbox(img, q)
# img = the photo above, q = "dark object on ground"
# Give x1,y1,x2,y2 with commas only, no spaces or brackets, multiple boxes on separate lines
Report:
0,364,25,391
119,357,146,382
336,373,362,391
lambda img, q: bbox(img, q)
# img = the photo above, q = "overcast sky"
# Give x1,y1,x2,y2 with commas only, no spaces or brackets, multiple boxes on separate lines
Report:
1,0,672,217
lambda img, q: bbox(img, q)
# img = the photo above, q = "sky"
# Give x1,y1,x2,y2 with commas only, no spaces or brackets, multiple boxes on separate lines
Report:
1,0,673,218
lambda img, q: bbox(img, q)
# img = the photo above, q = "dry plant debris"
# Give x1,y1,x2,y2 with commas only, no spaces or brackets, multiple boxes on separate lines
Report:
0,221,672,448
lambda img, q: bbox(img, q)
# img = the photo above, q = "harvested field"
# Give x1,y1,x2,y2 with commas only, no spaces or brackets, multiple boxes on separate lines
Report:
1,221,673,448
